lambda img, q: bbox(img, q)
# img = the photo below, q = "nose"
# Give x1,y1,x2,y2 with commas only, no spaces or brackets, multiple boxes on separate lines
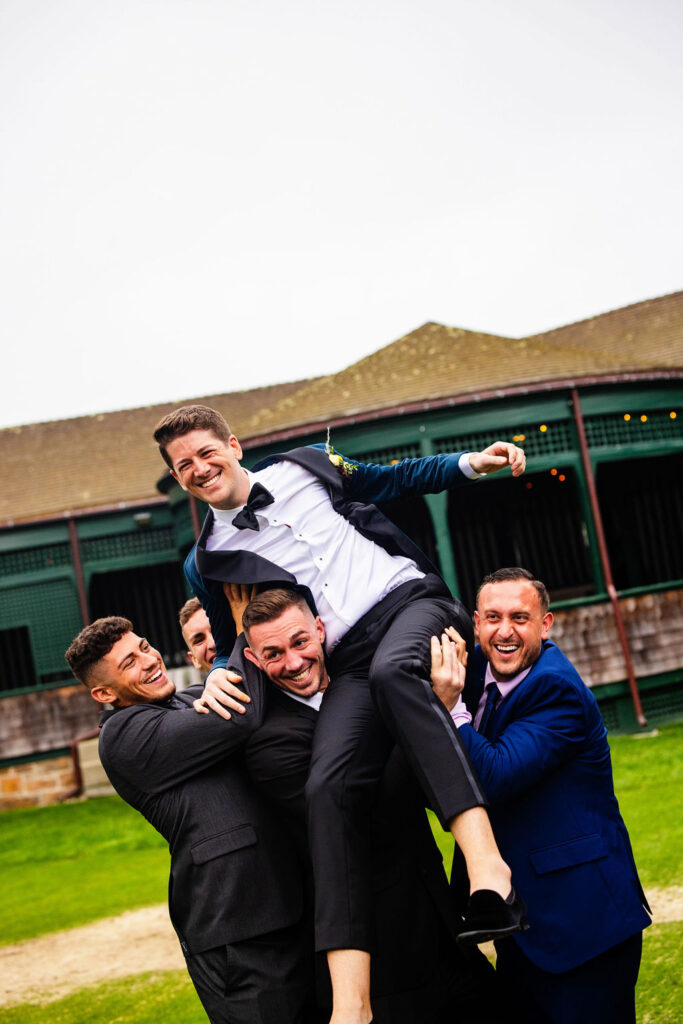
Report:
142,647,159,667
284,649,305,673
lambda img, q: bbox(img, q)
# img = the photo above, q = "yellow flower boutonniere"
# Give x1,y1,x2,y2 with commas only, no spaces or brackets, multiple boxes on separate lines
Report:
325,431,357,478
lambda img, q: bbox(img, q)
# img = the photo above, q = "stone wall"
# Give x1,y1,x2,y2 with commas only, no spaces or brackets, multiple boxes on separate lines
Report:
0,754,77,810
552,588,683,687
0,684,99,761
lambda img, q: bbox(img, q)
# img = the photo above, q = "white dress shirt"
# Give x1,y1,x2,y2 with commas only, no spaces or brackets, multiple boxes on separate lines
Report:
208,462,424,652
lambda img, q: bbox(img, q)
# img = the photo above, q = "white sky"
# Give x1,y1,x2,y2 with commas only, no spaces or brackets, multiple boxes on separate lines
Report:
1,0,681,429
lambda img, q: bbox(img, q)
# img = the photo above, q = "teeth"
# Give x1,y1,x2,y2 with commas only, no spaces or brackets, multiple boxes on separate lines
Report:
495,645,517,653
148,670,162,683
199,473,221,488
289,668,310,682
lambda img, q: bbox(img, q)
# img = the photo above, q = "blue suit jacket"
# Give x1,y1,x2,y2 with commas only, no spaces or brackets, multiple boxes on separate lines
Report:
455,640,651,973
184,444,470,671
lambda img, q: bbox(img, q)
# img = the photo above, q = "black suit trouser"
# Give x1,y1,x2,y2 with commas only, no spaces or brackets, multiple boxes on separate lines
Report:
184,920,322,1024
305,574,487,952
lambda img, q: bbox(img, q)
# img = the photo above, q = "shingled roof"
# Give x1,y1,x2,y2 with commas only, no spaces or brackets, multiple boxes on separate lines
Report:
242,290,683,438
2,290,682,525
0,380,312,526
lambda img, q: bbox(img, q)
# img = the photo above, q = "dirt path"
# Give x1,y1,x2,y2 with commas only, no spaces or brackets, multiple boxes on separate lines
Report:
2,887,682,1007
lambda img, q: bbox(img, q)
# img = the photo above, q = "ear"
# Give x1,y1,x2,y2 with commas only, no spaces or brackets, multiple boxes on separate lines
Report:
541,611,553,639
170,469,188,492
244,647,263,669
314,616,326,646
90,685,117,707
229,435,243,460
473,610,480,636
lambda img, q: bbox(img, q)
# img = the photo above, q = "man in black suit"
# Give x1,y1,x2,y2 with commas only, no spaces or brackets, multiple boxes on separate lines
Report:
65,616,316,1024
237,587,503,1024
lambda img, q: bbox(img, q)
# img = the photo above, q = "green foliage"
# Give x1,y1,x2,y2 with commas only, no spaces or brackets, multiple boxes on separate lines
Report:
0,796,167,944
0,971,203,1024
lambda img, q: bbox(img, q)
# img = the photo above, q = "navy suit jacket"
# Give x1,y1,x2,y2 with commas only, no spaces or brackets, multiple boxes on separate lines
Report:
454,640,651,973
184,444,471,669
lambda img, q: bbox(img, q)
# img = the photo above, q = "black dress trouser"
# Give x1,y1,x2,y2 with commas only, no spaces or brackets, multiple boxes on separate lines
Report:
185,920,322,1024
305,574,487,952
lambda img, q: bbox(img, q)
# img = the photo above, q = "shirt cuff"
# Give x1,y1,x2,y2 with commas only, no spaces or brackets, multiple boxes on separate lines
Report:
458,452,484,480
450,696,472,728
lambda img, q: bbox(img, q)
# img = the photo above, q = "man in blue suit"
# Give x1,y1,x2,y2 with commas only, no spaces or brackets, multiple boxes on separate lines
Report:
153,404,526,1024
432,567,651,1024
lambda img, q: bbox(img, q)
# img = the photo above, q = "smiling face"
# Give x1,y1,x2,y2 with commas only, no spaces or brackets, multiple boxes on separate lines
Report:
166,429,251,510
244,605,329,698
475,580,553,682
89,632,175,707
181,606,216,675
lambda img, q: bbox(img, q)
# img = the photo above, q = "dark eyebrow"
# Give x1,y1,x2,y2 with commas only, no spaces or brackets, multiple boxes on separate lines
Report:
118,637,149,669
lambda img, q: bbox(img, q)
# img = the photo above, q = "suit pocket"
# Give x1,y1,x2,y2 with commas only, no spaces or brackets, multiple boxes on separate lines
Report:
530,833,607,875
191,824,257,865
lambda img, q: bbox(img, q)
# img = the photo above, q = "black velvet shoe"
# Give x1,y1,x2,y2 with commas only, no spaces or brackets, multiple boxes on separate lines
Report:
456,887,529,946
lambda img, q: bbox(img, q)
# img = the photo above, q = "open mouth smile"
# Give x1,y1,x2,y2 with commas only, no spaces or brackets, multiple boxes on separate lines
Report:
198,472,222,488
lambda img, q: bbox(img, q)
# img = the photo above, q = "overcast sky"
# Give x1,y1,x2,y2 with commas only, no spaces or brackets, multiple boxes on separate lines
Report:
1,0,681,429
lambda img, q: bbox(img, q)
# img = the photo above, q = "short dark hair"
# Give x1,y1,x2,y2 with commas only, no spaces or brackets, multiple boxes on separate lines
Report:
179,596,202,629
153,405,233,469
65,617,133,688
476,567,550,614
242,589,312,644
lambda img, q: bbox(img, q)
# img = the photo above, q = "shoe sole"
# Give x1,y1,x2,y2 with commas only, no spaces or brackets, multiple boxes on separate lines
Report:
456,921,530,946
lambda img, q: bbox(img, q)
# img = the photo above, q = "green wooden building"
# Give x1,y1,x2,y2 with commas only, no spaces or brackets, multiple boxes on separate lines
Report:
2,290,682,805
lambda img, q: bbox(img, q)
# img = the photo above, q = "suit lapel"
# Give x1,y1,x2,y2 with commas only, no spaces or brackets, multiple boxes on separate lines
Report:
195,506,298,586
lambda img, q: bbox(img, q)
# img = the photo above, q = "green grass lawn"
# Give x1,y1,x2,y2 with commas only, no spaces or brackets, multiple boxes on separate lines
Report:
0,972,205,1024
0,721,681,1023
0,796,168,944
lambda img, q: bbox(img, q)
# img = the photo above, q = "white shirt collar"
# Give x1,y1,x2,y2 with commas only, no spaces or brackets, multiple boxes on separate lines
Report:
210,469,258,527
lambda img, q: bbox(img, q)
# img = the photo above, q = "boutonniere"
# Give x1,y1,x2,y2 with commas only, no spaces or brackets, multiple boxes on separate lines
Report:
325,429,357,478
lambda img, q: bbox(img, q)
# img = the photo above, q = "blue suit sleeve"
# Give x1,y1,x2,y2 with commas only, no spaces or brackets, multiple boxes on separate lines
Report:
309,443,473,503
458,675,590,804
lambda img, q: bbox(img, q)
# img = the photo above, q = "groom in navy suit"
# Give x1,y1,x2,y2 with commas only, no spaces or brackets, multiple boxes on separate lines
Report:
432,567,651,1024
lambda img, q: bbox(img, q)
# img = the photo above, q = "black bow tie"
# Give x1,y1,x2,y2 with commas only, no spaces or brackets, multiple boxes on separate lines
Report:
232,482,274,531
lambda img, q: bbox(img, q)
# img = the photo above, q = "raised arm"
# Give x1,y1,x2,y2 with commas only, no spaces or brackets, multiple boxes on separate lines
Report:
457,677,589,804
313,441,525,504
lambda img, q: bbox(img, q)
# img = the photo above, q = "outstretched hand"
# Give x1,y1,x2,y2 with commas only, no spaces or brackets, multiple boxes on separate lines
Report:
430,626,467,711
469,441,526,477
193,667,251,719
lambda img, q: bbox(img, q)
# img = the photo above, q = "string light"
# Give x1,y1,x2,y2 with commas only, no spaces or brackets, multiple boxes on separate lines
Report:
623,414,631,421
